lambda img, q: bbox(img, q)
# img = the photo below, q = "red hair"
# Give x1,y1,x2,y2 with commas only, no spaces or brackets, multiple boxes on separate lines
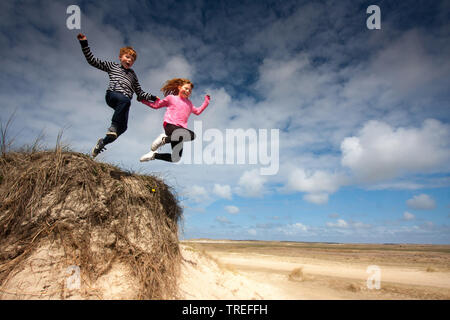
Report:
160,78,194,96
119,46,137,61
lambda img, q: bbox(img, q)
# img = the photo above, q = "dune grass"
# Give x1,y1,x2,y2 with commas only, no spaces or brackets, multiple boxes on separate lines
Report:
0,124,183,299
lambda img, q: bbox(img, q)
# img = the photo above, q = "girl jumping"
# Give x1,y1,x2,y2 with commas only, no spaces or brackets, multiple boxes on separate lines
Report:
139,78,210,162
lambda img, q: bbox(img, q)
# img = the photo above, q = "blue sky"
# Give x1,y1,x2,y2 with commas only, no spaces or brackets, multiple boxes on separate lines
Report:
1,0,449,244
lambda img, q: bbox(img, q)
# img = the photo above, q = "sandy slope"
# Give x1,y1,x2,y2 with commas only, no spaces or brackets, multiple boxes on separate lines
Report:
179,242,450,300
178,245,290,299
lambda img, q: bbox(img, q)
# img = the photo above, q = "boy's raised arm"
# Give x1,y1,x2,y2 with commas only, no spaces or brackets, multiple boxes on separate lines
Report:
77,33,113,72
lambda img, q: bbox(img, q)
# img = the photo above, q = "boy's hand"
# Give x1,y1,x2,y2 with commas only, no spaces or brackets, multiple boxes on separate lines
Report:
77,33,87,41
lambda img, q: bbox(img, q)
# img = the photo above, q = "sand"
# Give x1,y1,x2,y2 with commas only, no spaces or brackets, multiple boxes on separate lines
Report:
178,240,450,300
1,239,448,299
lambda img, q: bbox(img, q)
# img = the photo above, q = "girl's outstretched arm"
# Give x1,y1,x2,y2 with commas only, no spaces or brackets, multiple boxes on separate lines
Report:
192,95,210,115
141,96,170,109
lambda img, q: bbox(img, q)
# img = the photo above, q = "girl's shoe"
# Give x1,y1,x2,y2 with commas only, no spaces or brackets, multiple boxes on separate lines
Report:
151,133,167,151
140,150,156,162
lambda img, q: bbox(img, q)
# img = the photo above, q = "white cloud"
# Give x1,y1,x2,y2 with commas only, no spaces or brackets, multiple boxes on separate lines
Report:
277,222,309,235
406,194,436,210
216,216,230,224
247,229,257,236
343,30,450,102
225,205,239,214
141,56,193,97
403,211,415,221
292,223,308,232
367,181,424,190
341,119,450,183
351,221,371,229
236,169,267,197
213,184,232,200
283,167,347,204
185,185,208,203
325,219,371,230
303,193,329,205
286,168,345,193
326,219,348,228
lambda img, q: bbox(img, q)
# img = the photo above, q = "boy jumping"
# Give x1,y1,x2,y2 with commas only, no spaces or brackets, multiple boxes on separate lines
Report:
77,33,157,157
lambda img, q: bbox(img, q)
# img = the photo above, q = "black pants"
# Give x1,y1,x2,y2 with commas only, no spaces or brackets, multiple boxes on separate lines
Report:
155,123,196,162
103,90,131,145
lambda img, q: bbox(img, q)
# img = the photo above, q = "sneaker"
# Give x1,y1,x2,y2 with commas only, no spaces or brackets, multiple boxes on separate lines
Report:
106,126,118,139
92,138,106,158
151,133,167,151
140,150,156,162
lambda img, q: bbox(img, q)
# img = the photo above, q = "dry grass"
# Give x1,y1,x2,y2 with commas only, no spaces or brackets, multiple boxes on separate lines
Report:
288,267,304,282
201,250,239,274
0,143,183,299
184,245,239,275
346,283,361,292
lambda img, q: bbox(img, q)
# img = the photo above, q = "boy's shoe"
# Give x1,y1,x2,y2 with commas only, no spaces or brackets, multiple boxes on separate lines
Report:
106,126,118,139
140,150,156,162
92,138,106,158
151,133,167,151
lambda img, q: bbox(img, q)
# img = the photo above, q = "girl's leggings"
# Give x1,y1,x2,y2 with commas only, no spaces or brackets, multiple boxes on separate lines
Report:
155,123,196,162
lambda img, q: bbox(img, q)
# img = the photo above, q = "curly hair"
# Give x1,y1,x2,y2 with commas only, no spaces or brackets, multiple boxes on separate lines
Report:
119,46,137,61
160,78,194,97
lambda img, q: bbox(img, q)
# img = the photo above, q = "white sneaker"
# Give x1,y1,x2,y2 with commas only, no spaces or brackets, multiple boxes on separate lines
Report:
140,150,156,162
151,133,167,151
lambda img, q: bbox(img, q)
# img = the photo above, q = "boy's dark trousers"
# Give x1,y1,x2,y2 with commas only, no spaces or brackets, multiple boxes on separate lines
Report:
103,90,131,145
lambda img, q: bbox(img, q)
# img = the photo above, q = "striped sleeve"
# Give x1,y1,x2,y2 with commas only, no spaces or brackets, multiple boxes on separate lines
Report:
79,40,113,73
132,72,157,101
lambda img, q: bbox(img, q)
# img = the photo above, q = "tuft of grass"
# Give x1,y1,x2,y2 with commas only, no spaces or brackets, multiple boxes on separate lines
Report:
288,267,304,282
1,113,16,157
196,249,239,275
347,283,361,292
426,266,437,272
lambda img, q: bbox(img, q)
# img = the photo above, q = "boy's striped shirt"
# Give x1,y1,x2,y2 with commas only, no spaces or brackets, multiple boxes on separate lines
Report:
79,40,155,101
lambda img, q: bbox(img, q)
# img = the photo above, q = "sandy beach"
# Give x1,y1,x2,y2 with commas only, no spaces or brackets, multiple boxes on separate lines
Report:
179,240,450,300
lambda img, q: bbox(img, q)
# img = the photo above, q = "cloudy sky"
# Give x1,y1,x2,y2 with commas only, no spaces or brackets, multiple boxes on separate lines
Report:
1,0,450,244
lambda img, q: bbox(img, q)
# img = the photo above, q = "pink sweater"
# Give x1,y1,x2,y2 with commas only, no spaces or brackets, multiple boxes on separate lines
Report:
141,94,210,128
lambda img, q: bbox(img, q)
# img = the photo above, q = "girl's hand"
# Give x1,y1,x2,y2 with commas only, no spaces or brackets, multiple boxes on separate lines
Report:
77,33,87,41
